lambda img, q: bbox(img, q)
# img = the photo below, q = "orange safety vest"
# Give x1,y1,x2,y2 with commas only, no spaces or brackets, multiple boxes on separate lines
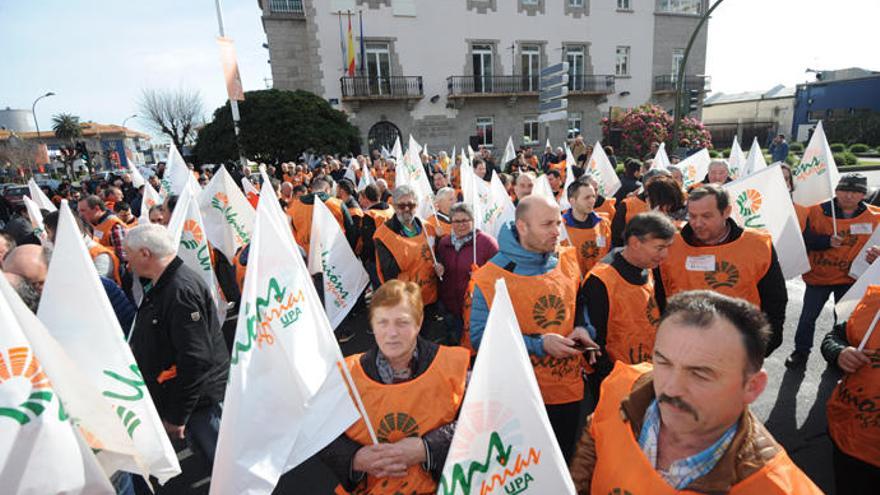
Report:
803,204,880,286
363,207,394,229
565,216,612,279
471,248,583,405
426,214,451,238
623,195,649,224
589,262,660,364
595,197,617,221
286,197,345,256
343,346,469,495
88,243,122,286
93,214,126,248
591,362,823,495
373,220,439,305
827,284,880,468
659,229,772,307
793,202,808,232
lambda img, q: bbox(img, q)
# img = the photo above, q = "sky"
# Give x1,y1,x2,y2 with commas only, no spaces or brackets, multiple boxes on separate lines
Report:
2,0,878,142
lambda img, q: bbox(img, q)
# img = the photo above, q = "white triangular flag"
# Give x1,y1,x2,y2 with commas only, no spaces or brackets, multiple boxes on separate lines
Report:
677,148,711,190
532,174,557,204
792,121,840,207
138,181,163,225
127,160,146,189
307,198,369,329
0,282,115,495
357,160,375,191
391,136,403,162
398,137,436,220
743,137,767,176
501,136,516,171
0,274,146,482
211,182,360,495
38,201,181,483
585,141,622,198
653,142,672,169
545,138,551,151
483,173,516,240
167,186,226,321
160,144,190,197
380,145,391,159
439,279,576,495
724,165,810,279
728,135,747,178
468,144,476,159
28,178,57,212
23,195,49,244
837,258,880,323
850,226,880,279
199,165,255,261
242,176,260,205
558,145,577,211
344,159,357,184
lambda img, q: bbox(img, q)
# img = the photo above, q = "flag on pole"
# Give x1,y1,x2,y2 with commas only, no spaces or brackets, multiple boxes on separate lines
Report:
344,158,358,184
439,278,576,495
346,13,356,77
728,135,747,178
211,181,360,495
28,178,57,212
0,279,116,495
724,165,810,279
307,198,370,329
501,136,516,171
468,144,476,160
127,160,146,189
677,148,711,190
462,165,514,240
850,226,880,279
792,121,840,207
160,144,190,197
167,187,227,322
217,36,246,102
585,141,622,198
653,142,672,170
199,165,255,261
743,137,767,177
532,174,557,204
558,145,577,211
23,195,48,244
357,160,375,191
837,258,880,323
242,176,260,208
38,202,181,483
138,181,163,225
397,136,435,219
391,136,403,163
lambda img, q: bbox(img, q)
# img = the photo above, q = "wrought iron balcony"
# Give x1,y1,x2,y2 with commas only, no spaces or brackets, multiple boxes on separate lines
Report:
268,0,304,15
653,74,711,94
447,74,615,97
340,76,424,100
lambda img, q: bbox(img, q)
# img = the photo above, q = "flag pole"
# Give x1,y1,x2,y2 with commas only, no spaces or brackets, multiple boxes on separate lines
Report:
337,10,346,74
471,166,478,267
358,10,366,76
858,309,880,351
421,200,443,281
333,351,379,445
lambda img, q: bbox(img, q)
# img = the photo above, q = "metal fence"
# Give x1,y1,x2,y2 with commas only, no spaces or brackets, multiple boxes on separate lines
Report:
340,76,423,98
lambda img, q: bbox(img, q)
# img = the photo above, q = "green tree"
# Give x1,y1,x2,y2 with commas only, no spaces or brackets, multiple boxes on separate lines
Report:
52,113,83,179
193,89,361,164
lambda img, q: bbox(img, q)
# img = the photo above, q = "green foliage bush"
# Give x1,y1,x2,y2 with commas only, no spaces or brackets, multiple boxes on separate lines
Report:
789,142,804,153
849,143,870,153
830,143,846,153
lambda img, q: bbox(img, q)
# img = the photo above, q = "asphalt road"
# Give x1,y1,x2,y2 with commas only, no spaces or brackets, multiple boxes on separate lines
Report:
161,277,843,494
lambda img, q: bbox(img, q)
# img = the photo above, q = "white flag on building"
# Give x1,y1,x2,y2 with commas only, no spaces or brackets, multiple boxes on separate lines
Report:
728,135,747,178
724,165,811,279
585,141,622,198
653,142,672,170
211,185,360,495
501,136,516,170
38,202,181,483
439,278,576,495
743,137,768,177
792,121,840,206
677,148,712,190
0,280,115,495
23,195,49,244
307,198,369,329
199,165,255,261
28,178,57,212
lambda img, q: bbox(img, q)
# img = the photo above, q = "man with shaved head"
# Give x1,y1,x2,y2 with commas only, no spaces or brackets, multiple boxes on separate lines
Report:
468,194,599,462
3,244,50,294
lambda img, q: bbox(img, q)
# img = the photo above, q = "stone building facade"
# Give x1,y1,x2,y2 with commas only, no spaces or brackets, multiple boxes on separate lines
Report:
260,0,710,155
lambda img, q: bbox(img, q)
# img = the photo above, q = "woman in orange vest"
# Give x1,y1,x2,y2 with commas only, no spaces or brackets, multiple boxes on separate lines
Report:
824,284,880,493
823,284,880,494
562,180,611,278
425,187,455,238
319,280,469,495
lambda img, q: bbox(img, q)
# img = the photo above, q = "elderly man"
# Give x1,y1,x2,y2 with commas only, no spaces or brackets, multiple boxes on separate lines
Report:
569,291,822,494
513,172,535,206
78,194,128,263
469,195,599,462
126,224,229,466
374,185,442,311
788,173,880,369
427,187,455,237
4,272,40,312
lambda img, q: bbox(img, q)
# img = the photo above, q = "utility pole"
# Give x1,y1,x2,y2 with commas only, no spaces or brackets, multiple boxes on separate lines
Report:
671,0,726,154
214,0,249,171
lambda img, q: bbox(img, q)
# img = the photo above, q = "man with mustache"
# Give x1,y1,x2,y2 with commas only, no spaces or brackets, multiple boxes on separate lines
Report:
569,291,821,493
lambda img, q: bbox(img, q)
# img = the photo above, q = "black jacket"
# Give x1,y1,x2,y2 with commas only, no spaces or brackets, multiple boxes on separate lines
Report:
130,257,230,425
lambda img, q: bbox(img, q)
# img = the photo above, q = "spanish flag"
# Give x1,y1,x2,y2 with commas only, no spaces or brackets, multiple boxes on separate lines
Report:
346,13,356,76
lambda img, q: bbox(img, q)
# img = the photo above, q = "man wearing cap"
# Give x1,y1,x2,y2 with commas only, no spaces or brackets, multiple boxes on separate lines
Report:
787,173,880,369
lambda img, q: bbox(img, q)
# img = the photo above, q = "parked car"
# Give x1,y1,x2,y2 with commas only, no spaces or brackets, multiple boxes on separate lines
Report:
3,186,30,208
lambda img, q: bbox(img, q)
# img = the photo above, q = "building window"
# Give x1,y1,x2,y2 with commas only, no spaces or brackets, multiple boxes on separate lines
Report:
472,44,494,93
659,0,702,14
566,47,585,91
617,0,631,9
521,45,540,91
569,0,584,6
615,46,630,76
269,0,304,14
671,48,684,76
365,42,392,95
476,117,494,147
569,113,583,138
523,118,539,145
522,0,538,4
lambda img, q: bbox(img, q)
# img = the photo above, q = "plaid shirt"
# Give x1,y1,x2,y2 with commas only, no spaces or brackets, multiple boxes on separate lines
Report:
109,222,128,263
638,399,737,489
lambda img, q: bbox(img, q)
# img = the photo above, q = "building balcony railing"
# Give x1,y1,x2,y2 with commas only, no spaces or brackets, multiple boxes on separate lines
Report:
653,74,711,94
447,74,615,97
340,76,424,100
268,0,304,16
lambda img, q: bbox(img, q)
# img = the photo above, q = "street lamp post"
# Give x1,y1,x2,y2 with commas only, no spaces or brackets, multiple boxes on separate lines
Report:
670,0,726,154
122,114,137,129
121,114,138,169
31,91,56,140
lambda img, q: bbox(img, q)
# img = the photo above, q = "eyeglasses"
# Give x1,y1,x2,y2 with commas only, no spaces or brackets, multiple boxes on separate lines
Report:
396,202,417,210
451,218,473,224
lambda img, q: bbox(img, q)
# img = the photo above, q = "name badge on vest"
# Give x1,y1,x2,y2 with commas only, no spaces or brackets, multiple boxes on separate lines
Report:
850,223,873,235
686,255,716,272
94,230,104,240
596,235,606,248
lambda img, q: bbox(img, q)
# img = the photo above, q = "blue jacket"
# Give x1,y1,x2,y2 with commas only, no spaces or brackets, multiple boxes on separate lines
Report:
469,221,561,357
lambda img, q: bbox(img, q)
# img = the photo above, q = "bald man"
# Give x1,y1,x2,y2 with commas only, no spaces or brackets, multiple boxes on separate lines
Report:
4,272,40,312
468,195,598,462
4,244,50,293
